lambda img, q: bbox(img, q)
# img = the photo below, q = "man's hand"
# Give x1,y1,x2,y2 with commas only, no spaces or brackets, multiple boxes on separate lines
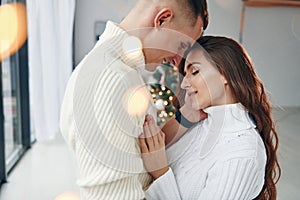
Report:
138,115,169,179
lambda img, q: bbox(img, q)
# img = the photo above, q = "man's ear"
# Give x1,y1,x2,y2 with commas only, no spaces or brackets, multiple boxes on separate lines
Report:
154,8,173,28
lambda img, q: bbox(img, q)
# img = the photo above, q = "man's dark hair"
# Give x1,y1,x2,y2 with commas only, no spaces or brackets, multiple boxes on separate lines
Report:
178,0,209,30
190,0,208,29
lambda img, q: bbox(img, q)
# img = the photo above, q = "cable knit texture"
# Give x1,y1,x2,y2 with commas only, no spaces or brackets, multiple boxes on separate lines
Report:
60,21,155,200
146,103,267,200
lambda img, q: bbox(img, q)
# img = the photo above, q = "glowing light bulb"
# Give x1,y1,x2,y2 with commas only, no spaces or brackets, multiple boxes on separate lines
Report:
155,99,165,110
164,101,168,106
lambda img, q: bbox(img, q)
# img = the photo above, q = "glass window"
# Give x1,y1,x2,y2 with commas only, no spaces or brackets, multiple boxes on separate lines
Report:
0,0,30,185
2,52,22,171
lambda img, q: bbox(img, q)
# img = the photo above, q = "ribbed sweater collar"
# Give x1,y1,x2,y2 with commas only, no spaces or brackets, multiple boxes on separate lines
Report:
96,21,145,70
167,103,256,162
203,103,256,133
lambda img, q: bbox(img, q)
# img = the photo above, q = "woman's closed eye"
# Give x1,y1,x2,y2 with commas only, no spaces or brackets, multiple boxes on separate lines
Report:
191,69,200,75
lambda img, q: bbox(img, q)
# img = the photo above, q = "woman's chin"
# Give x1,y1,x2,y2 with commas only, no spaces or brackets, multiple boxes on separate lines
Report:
191,102,201,111
192,102,210,111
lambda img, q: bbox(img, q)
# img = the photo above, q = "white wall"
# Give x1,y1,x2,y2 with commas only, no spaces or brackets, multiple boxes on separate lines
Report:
205,0,300,107
74,0,136,65
75,0,300,107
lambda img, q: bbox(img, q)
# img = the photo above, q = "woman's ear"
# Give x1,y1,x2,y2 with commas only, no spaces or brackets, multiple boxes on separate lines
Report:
154,8,173,28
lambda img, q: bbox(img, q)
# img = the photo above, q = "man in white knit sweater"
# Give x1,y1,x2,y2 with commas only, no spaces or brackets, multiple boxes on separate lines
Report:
60,0,208,199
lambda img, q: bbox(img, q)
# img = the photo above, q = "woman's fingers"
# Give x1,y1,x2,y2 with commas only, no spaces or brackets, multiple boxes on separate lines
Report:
140,116,168,178
148,117,159,146
143,121,155,151
158,131,165,144
138,134,148,153
199,109,208,121
146,114,161,145
147,115,160,134
142,114,166,153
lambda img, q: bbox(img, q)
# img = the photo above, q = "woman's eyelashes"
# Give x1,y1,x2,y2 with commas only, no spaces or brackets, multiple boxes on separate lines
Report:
191,69,200,75
182,69,199,77
183,64,201,77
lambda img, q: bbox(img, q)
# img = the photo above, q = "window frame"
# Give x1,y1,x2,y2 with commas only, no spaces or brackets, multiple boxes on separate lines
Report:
0,0,31,186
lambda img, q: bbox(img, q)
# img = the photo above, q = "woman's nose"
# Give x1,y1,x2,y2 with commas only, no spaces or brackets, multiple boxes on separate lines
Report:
181,77,190,90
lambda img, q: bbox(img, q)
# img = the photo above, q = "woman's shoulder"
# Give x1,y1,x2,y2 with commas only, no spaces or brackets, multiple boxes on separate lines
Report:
216,128,266,163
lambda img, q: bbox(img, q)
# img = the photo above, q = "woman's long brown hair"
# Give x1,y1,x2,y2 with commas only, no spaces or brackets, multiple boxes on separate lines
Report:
176,36,281,199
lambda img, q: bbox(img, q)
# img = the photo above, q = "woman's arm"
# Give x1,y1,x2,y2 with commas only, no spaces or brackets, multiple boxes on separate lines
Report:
138,114,182,200
145,168,181,200
197,158,264,200
162,104,207,146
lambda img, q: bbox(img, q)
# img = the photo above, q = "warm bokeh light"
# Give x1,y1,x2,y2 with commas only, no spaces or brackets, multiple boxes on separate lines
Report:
0,2,27,61
123,86,149,116
55,192,80,200
122,36,143,60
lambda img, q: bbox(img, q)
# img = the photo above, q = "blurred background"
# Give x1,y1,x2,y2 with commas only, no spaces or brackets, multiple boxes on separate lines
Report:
0,0,299,199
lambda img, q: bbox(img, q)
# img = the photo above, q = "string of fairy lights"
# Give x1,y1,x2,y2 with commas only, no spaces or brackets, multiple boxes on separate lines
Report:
148,63,179,125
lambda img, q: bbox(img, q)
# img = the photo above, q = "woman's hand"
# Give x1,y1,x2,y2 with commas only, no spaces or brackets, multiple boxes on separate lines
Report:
181,93,208,123
139,114,169,179
180,104,207,123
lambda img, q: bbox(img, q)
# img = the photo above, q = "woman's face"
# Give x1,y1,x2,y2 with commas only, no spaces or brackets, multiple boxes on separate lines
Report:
181,48,227,110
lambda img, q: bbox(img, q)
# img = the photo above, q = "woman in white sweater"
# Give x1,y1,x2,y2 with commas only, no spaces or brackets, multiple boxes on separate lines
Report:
139,36,281,200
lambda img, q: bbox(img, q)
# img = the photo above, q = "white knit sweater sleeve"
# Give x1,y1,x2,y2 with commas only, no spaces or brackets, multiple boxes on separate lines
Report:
145,158,264,200
145,168,181,200
60,57,153,200
60,21,157,200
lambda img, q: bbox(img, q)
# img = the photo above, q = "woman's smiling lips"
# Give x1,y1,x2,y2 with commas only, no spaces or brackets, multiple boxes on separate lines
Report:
187,91,198,97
